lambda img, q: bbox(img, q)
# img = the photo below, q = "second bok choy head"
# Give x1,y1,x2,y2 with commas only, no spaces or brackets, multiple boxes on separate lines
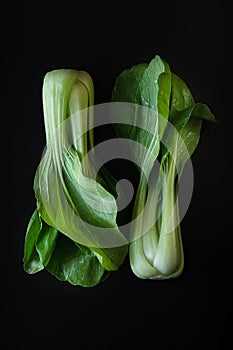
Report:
23,69,128,287
112,55,215,280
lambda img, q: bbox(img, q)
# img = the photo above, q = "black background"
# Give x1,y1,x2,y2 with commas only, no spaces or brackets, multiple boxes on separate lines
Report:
4,1,232,349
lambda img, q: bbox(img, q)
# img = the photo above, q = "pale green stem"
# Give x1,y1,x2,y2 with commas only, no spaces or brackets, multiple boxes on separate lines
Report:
68,79,89,176
76,71,95,150
153,157,183,276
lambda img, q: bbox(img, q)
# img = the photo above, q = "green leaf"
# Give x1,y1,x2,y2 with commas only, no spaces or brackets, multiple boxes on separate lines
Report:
62,146,128,270
137,55,171,172
112,63,148,105
24,210,112,286
23,209,43,273
169,73,195,119
46,234,109,287
23,209,58,274
112,56,171,119
111,63,148,149
36,220,58,266
162,103,215,168
140,55,171,121
63,147,119,230
36,145,128,271
172,103,215,132
161,72,215,167
174,103,215,160
112,55,171,176
33,166,54,227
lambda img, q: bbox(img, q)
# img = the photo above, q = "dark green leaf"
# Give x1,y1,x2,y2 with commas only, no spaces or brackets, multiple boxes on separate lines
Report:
23,209,43,273
172,103,215,132
46,234,109,287
140,55,171,121
162,103,215,167
169,73,195,119
23,209,58,274
161,72,215,166
112,63,148,105
111,55,171,176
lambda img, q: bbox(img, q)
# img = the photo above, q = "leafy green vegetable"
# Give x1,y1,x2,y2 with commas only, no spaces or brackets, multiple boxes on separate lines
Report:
24,69,128,287
112,55,215,279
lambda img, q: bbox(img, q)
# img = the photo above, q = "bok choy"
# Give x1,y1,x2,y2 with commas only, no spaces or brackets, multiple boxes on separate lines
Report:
24,69,127,287
112,55,215,279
